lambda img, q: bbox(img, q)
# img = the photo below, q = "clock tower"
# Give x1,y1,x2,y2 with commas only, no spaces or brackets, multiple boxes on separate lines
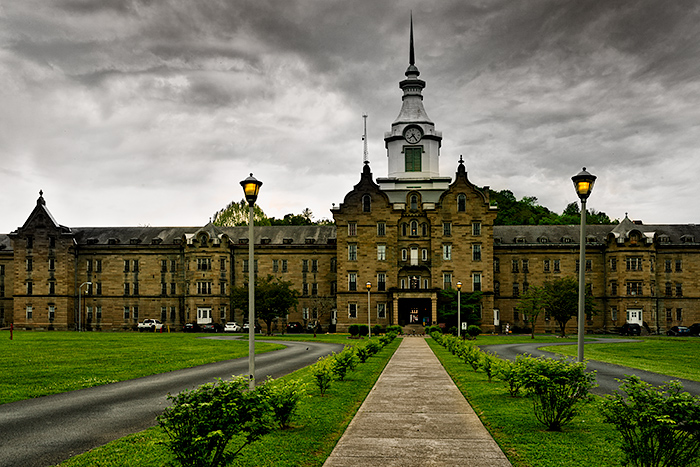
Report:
377,16,450,196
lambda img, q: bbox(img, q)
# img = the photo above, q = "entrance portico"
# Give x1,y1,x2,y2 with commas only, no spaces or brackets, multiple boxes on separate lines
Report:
390,290,437,327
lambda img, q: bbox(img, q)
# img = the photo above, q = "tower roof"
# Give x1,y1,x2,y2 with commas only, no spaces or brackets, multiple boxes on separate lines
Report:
393,15,432,125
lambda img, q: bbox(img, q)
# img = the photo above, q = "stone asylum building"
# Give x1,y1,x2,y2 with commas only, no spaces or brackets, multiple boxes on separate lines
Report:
1,34,699,334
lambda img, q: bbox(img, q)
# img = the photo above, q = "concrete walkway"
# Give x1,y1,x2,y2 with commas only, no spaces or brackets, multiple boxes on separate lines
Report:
324,337,511,467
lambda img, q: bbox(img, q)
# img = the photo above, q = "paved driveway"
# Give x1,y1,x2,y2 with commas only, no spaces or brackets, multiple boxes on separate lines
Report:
0,338,342,467
480,338,700,396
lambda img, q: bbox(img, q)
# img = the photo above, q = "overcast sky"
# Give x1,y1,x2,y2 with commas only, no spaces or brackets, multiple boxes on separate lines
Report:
2,0,699,233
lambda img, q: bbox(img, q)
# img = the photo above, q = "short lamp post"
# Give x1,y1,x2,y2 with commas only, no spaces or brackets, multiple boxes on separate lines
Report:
456,281,462,338
240,173,263,390
366,282,372,338
78,281,92,332
572,167,596,363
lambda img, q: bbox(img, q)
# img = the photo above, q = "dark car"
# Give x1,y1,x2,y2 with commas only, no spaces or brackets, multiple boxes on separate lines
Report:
666,326,690,337
688,323,700,337
242,322,262,333
286,321,304,333
200,323,223,333
183,322,200,333
620,323,641,336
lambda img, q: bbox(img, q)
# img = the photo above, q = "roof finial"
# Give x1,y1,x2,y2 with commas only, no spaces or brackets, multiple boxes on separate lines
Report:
458,155,464,164
409,12,415,67
362,113,369,165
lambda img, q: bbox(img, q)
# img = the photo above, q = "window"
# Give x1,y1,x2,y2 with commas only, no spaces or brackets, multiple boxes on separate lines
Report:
161,260,168,273
543,260,550,273
443,222,452,236
676,308,683,321
220,282,226,295
512,259,519,273
422,223,428,236
169,307,176,322
170,283,176,295
273,259,279,272
523,282,529,293
161,307,167,321
586,260,592,272
348,222,357,236
197,258,212,270
49,305,55,321
676,283,683,297
522,260,529,273
410,220,418,236
410,195,418,211
170,260,176,272
26,236,33,249
610,257,617,271
457,194,466,212
401,249,408,261
610,307,618,321
26,257,32,272
422,249,428,261
243,260,249,272
197,281,212,294
611,282,618,295
330,281,337,295
626,281,643,296
473,244,481,261
132,260,139,272
282,259,288,273
123,260,130,272
124,283,130,295
473,273,482,292
665,259,672,272
220,258,227,271
665,282,672,297
124,306,130,320
377,303,386,319
443,273,452,289
302,283,309,296
302,307,309,320
311,259,318,272
302,259,309,272
49,236,56,248
676,260,682,272
348,244,357,261
348,273,357,291
162,283,167,295
472,222,481,236
132,306,139,320
494,258,500,273
666,308,672,321
312,283,318,296
0,265,4,276
348,303,358,319
133,283,139,296
405,147,422,172
26,305,32,320
443,244,452,260
626,257,643,271
330,257,336,273
513,283,519,297
377,245,386,261
378,273,386,292
553,260,560,272
377,222,386,236
362,194,371,212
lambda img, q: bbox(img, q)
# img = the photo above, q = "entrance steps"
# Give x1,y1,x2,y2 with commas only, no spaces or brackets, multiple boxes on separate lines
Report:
401,324,425,335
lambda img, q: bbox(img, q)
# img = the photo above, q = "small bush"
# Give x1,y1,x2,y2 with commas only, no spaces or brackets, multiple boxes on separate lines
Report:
332,347,358,381
425,325,441,334
520,356,596,431
387,325,403,335
366,340,381,355
497,356,528,397
467,325,481,338
601,375,700,467
458,342,481,372
372,324,383,335
480,350,499,382
259,378,307,429
157,376,275,467
311,356,334,396
358,324,369,337
348,324,359,337
356,345,371,364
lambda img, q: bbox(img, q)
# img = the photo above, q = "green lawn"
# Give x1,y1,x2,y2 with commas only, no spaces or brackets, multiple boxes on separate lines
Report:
59,338,400,467
541,336,700,381
0,331,285,404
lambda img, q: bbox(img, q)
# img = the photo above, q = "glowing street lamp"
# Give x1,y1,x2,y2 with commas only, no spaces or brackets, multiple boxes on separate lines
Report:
572,167,596,363
240,173,263,390
366,282,372,338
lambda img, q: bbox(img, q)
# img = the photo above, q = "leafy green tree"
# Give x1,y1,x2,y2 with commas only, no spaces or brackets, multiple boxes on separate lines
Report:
543,277,596,337
517,285,547,339
437,289,482,331
231,275,300,335
213,199,271,227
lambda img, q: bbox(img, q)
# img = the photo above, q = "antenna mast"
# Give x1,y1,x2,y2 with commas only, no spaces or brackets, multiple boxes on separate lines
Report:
362,113,369,164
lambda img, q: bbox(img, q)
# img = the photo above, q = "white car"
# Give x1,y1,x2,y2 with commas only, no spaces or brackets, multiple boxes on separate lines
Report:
137,319,163,332
223,322,241,332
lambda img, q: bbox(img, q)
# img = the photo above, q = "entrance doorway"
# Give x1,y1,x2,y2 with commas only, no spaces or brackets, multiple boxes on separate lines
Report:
626,309,643,325
398,298,431,326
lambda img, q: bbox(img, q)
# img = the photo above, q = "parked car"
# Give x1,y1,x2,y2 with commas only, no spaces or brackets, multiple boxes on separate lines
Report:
688,323,700,336
620,323,641,336
224,322,241,332
183,322,200,333
137,319,163,332
242,322,261,333
666,326,690,337
286,321,304,333
200,323,223,333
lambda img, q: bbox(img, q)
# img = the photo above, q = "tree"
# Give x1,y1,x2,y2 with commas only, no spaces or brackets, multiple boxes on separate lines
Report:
517,285,547,339
542,277,596,337
213,199,271,227
437,289,482,332
231,275,300,335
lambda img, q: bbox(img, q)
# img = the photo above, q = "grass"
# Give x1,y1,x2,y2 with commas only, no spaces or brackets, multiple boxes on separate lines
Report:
0,331,285,404
59,338,401,467
540,336,700,381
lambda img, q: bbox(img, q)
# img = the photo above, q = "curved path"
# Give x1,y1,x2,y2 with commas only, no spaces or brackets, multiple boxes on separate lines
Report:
480,338,700,396
0,338,343,467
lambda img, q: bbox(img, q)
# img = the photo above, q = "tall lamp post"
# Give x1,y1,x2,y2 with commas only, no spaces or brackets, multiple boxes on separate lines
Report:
78,281,92,332
240,173,263,390
456,281,462,338
366,282,372,338
572,167,596,363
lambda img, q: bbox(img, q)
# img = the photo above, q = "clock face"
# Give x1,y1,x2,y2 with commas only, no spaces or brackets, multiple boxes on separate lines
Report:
404,127,423,144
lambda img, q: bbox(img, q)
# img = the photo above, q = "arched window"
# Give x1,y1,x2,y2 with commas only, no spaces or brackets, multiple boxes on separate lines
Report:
362,194,371,213
410,195,418,211
410,220,418,236
402,223,408,236
458,194,466,212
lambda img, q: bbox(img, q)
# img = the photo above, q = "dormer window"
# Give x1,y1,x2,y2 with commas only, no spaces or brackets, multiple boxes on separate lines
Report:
362,194,371,213
681,235,695,243
538,236,548,244
410,195,418,211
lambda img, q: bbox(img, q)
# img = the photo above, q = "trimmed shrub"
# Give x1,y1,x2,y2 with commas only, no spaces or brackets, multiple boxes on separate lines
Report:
259,377,307,429
387,325,403,334
311,355,334,396
372,324,383,335
467,325,481,338
601,375,700,467
520,356,596,431
157,376,274,467
332,347,358,381
348,324,360,337
358,324,369,337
